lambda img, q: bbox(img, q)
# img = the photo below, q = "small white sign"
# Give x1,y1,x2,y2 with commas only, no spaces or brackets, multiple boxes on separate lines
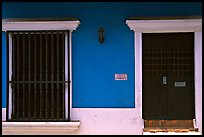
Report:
175,82,186,87
115,74,127,80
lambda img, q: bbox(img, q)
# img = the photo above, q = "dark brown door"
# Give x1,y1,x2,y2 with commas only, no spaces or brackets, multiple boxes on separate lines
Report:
142,33,195,120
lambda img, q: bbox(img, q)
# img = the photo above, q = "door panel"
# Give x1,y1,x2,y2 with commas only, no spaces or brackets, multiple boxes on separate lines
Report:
167,33,195,119
142,33,195,120
142,34,168,119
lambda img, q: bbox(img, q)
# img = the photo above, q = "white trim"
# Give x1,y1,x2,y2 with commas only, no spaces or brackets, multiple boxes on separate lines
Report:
126,18,202,134
2,20,80,31
2,121,80,135
2,108,6,121
126,19,202,33
134,32,144,129
2,121,80,127
65,32,69,119
194,31,202,135
69,31,73,119
8,33,12,120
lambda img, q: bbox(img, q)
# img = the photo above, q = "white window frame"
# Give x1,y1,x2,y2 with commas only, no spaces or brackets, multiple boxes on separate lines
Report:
2,19,80,134
126,18,202,134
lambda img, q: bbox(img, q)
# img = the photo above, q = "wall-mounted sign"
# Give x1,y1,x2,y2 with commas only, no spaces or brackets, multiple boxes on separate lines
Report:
115,74,127,80
175,82,186,87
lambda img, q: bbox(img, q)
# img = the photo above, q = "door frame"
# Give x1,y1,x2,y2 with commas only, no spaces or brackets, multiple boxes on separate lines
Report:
126,17,202,132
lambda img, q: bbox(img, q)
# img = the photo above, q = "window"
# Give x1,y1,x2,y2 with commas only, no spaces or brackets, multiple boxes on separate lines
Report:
3,18,80,122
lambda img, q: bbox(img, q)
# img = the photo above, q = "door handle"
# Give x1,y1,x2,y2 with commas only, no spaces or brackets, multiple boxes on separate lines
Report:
162,76,167,85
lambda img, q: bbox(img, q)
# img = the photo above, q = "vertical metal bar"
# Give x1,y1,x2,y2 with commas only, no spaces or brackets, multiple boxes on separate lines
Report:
62,32,65,119
8,32,13,120
39,32,43,119
11,32,15,119
45,31,49,119
22,32,26,118
51,31,55,119
33,32,37,118
65,31,68,120
28,32,31,118
16,33,20,118
56,31,60,119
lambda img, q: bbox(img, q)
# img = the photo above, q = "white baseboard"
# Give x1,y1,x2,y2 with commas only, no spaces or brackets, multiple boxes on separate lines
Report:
2,108,6,121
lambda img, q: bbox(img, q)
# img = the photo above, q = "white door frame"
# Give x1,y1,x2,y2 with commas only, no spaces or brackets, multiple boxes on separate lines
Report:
126,18,202,134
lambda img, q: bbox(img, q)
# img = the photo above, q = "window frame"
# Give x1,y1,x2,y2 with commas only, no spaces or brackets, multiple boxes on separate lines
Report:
2,18,80,121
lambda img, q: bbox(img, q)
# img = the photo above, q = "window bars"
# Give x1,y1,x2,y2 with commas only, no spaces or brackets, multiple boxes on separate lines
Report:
6,31,70,121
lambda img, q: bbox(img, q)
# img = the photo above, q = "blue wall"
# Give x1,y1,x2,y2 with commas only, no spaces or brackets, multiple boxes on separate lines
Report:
2,32,6,108
2,2,202,108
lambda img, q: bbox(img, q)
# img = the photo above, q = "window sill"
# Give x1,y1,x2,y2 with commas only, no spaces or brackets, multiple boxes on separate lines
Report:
2,120,80,135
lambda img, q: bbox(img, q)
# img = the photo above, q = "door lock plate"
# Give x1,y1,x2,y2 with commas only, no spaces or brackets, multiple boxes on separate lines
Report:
162,76,167,85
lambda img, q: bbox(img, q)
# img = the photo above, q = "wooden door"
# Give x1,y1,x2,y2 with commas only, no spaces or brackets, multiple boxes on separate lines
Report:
142,33,195,120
